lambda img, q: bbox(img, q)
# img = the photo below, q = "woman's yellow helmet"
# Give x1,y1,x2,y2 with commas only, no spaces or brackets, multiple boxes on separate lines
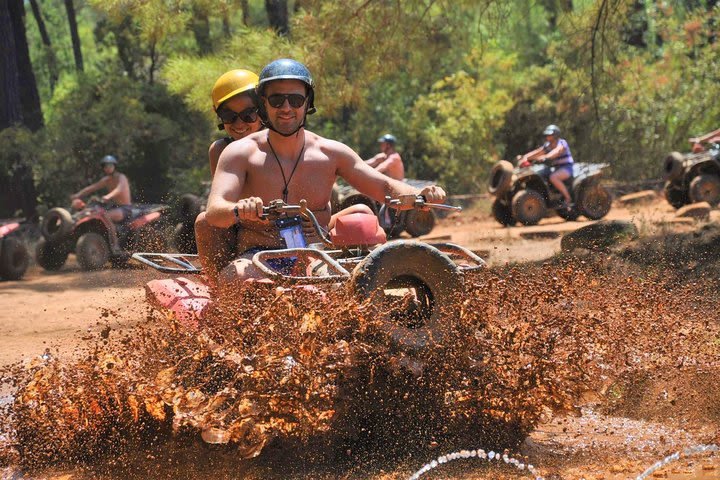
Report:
211,69,259,110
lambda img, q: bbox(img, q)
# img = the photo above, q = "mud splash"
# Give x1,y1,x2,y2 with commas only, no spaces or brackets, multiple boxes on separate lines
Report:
1,245,719,478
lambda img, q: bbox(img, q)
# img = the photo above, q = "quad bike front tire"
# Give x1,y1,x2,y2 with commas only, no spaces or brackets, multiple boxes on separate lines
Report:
339,193,379,216
177,194,202,228
689,174,720,206
664,181,688,209
488,160,514,195
35,238,69,271
173,222,198,254
491,198,516,226
663,152,684,181
578,183,612,220
41,208,73,243
350,241,462,354
511,189,546,226
404,209,436,237
0,236,29,280
76,232,110,271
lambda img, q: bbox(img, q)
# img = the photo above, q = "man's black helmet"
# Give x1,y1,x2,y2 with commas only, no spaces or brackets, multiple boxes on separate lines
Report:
377,134,397,144
100,155,118,165
543,124,561,137
257,58,316,115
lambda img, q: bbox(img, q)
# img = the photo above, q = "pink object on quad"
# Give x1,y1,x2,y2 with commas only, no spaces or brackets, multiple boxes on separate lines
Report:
330,212,386,247
0,222,20,238
145,277,212,329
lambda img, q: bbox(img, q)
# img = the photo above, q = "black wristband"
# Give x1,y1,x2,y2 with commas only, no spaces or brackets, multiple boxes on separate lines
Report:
233,205,240,223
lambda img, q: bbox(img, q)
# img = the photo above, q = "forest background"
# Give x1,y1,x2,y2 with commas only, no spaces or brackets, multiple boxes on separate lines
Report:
1,0,718,219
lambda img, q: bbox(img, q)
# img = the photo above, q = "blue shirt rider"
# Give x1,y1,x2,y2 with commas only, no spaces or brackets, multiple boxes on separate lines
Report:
518,124,574,209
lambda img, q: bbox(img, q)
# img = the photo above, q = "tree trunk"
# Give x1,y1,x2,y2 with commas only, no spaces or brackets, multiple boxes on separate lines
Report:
28,0,58,90
0,0,23,130
191,4,212,53
240,0,249,26
64,0,83,71
265,0,289,36
0,0,41,221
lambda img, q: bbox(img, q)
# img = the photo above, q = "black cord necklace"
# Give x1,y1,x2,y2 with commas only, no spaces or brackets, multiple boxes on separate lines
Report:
266,134,305,203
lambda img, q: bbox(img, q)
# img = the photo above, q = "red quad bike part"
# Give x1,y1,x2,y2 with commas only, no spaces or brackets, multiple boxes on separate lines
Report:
145,277,212,329
329,213,387,247
0,223,20,238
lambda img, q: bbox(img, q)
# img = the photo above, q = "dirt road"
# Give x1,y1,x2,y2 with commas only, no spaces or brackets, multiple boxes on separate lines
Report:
2,195,719,479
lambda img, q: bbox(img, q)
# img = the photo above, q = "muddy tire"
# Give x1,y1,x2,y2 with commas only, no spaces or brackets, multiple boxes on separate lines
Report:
688,174,720,206
488,160,514,195
404,209,436,237
511,189,546,226
35,238,69,271
0,236,29,280
663,151,684,181
578,183,612,220
350,241,462,354
173,222,197,254
177,194,201,228
76,232,110,270
561,220,638,252
41,208,73,243
492,198,516,226
664,181,688,209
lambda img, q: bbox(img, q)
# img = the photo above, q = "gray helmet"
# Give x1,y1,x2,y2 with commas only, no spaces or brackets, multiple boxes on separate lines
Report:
257,59,316,115
377,134,397,144
100,155,118,165
543,124,561,137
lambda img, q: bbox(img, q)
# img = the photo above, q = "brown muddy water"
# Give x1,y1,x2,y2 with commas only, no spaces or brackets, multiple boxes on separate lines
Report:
1,244,720,479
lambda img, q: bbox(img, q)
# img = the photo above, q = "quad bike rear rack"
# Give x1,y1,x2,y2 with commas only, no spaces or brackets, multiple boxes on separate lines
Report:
132,252,202,274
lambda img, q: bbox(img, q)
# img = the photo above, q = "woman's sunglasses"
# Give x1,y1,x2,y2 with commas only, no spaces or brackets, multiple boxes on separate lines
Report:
216,107,258,124
266,93,307,109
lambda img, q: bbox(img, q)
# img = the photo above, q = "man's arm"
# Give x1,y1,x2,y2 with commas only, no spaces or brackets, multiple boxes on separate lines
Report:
206,140,258,228
71,177,108,199
375,154,403,178
691,128,720,143
334,141,444,203
541,142,566,160
103,174,130,203
521,146,545,163
364,153,386,168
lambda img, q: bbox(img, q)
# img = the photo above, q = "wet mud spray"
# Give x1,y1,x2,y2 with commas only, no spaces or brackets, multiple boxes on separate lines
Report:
1,228,720,479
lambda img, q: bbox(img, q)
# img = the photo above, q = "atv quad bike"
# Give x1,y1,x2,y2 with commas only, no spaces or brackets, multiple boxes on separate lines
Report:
332,179,440,238
0,221,30,281
663,137,720,209
36,199,169,271
488,159,612,226
133,195,484,352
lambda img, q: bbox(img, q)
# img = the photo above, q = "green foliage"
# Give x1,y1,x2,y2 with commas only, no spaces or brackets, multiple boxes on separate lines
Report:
406,49,518,192
10,0,720,203
36,72,207,206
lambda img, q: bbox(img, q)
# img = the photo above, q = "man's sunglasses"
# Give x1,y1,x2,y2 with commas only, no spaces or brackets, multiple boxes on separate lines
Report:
216,107,258,124
266,93,307,109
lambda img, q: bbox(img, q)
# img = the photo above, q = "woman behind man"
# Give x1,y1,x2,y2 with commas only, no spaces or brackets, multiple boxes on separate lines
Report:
195,69,264,284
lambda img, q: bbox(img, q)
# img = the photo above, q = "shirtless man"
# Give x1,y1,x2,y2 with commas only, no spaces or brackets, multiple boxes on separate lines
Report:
365,133,405,180
195,69,264,282
205,59,445,289
70,155,132,222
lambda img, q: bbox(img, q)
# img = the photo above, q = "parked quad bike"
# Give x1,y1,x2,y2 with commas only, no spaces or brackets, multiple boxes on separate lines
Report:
36,199,169,271
133,195,484,353
0,221,30,281
488,159,612,226
332,179,440,238
662,139,720,210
